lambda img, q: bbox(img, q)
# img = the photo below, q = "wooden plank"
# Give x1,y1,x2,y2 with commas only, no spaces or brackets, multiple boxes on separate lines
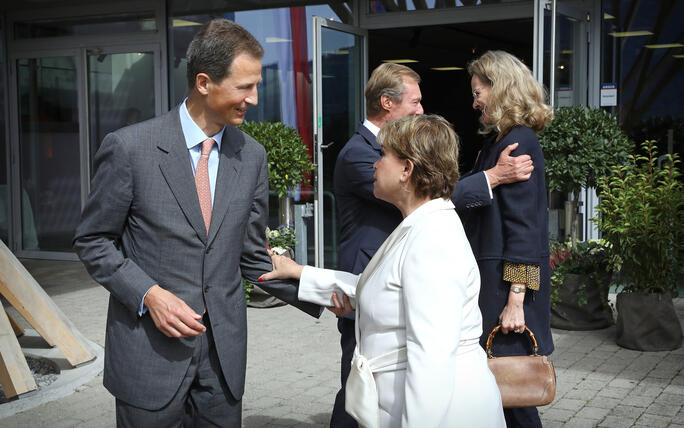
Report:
5,310,24,337
0,241,95,366
0,305,36,397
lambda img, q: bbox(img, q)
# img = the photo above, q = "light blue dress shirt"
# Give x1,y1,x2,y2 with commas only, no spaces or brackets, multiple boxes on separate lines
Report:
180,99,224,205
138,100,225,315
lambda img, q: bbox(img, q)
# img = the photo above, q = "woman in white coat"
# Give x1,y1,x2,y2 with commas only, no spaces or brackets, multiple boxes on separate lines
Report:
261,115,505,428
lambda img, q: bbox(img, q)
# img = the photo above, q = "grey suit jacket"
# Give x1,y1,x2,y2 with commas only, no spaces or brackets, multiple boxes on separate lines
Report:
73,106,320,410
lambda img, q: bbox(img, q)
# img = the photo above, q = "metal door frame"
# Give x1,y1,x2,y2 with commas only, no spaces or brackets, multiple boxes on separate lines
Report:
312,16,367,267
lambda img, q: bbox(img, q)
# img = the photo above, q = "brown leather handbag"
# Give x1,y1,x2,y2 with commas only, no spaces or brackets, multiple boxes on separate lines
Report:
486,325,556,408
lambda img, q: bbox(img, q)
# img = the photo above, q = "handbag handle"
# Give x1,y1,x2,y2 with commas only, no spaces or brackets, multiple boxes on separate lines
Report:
485,325,539,358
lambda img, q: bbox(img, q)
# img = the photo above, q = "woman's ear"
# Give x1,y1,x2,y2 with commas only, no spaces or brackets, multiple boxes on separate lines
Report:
401,159,414,182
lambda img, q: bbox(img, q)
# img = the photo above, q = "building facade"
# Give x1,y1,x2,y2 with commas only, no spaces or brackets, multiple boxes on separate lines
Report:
0,0,682,267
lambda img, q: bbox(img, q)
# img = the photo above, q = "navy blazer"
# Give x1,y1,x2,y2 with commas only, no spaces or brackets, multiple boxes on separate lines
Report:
334,121,494,281
459,126,554,356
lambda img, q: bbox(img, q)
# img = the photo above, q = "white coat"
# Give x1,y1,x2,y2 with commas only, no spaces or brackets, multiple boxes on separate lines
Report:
299,198,505,428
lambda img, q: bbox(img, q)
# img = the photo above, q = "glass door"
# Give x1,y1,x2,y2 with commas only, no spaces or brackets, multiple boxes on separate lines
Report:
9,45,160,256
544,1,589,108
86,46,161,177
12,53,83,253
312,16,367,268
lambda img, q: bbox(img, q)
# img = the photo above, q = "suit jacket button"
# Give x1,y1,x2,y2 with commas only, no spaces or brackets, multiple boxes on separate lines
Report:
204,285,209,292
205,246,212,254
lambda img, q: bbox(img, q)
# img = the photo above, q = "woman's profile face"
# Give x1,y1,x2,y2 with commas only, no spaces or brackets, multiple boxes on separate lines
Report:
373,146,406,203
471,74,492,125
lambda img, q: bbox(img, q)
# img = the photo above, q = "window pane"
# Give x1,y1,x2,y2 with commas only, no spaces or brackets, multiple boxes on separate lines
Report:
17,57,81,251
88,51,156,169
602,0,684,165
14,12,157,39
0,23,6,245
368,0,527,14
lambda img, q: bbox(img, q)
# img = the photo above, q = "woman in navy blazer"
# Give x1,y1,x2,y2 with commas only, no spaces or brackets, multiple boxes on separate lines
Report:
459,50,555,428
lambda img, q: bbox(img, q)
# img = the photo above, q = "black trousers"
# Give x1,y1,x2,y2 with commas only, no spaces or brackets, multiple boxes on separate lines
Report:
504,406,542,428
330,317,358,428
116,314,241,428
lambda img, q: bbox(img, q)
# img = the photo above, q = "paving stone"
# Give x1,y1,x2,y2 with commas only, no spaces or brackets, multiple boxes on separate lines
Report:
576,406,611,420
633,413,672,427
608,378,639,389
564,416,602,427
645,402,680,417
610,404,645,418
585,396,621,409
597,386,632,399
599,415,639,427
565,388,599,400
539,408,575,422
552,398,586,411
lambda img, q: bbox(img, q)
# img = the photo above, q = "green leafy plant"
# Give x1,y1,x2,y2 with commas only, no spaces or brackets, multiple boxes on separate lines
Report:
549,239,613,308
539,107,632,244
239,121,314,197
593,140,684,295
539,106,632,196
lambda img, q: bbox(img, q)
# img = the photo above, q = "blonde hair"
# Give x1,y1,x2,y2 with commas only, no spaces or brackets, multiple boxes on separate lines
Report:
378,115,460,199
365,63,421,117
468,50,553,137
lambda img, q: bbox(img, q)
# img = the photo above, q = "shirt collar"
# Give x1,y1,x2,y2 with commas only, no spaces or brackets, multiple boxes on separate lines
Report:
362,119,381,137
179,98,224,150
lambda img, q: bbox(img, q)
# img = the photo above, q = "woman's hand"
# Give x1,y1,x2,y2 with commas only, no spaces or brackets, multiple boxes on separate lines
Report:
327,292,354,317
499,283,526,334
258,250,304,281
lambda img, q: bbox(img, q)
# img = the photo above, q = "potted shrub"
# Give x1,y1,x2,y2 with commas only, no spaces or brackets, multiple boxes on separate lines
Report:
239,121,314,226
593,140,684,351
549,239,614,330
539,106,631,243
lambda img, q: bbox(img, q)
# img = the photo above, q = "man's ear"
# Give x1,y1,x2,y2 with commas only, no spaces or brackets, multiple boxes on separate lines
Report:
195,73,211,95
380,94,393,112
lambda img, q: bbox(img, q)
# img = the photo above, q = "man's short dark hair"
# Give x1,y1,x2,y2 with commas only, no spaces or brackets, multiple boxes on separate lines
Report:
186,19,264,89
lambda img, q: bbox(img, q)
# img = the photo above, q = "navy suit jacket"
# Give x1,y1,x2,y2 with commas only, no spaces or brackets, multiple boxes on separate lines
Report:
334,123,494,319
459,126,554,356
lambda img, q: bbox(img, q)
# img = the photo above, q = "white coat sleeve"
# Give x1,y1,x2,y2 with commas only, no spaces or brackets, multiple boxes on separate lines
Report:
298,265,360,308
399,216,471,427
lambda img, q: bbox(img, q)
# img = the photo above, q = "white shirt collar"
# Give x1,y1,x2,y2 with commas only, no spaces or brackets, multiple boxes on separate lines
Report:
362,119,381,137
179,99,224,150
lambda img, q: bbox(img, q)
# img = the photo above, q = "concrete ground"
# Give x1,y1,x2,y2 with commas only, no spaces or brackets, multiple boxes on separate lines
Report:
0,259,683,428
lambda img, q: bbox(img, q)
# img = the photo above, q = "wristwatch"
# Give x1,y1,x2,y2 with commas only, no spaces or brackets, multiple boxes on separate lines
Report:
510,284,526,294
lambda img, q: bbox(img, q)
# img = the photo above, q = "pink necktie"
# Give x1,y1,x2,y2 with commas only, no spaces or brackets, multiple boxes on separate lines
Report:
195,138,214,234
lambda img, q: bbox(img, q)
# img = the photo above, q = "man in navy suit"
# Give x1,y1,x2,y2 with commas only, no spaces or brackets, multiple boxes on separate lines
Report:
330,63,534,427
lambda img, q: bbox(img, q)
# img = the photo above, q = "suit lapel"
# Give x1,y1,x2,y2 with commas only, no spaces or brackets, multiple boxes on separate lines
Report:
157,108,208,243
356,225,411,296
207,126,243,245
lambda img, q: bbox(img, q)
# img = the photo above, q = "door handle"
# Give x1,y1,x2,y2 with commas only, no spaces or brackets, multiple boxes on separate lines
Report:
321,141,335,149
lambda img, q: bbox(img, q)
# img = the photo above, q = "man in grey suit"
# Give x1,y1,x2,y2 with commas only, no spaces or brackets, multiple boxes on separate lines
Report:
74,19,320,426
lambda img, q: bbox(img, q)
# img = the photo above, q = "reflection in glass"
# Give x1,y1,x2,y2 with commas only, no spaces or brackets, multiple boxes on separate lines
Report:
320,27,365,268
168,3,350,263
0,23,6,245
544,12,581,107
14,12,156,39
602,0,684,168
369,0,524,14
17,57,81,251
88,52,155,167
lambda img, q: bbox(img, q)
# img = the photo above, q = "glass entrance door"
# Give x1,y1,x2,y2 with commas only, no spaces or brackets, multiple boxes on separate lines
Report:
312,17,367,268
544,1,590,108
9,45,160,256
14,54,82,252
